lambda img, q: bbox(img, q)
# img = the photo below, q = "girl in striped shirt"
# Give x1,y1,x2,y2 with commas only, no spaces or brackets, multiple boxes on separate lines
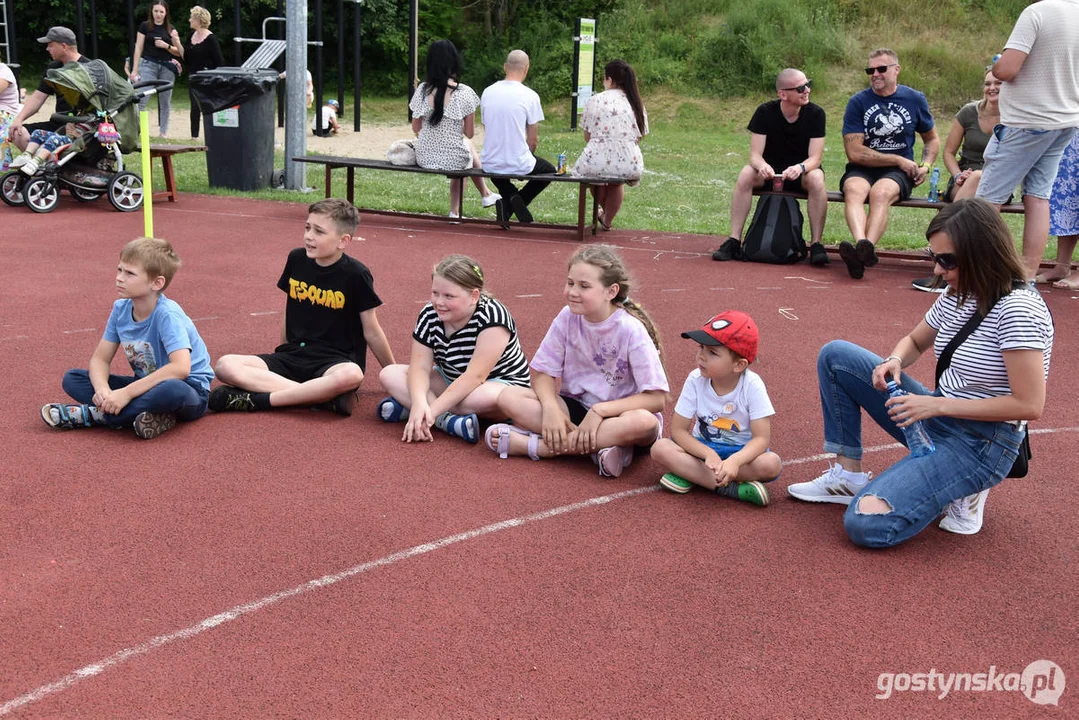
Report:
378,255,530,443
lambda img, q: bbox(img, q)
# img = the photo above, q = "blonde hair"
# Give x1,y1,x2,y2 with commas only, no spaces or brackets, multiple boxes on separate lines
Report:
120,237,182,290
568,244,663,358
434,254,490,298
190,5,211,28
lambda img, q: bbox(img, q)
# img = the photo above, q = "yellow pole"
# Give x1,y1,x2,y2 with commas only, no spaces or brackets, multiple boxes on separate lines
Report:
140,109,153,237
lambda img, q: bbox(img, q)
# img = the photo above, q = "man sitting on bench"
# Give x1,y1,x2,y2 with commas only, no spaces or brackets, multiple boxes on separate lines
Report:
713,67,828,265
839,48,938,279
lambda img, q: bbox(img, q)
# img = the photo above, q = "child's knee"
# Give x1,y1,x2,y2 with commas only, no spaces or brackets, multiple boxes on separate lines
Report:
650,437,678,462
331,364,364,391
623,408,659,440
759,451,783,479
378,363,405,389
214,354,242,381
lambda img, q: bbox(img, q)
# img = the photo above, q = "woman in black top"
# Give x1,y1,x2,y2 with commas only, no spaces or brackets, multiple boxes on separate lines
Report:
180,5,224,138
129,0,182,137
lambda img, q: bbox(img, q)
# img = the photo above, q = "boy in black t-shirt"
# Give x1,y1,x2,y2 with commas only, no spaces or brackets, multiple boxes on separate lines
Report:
713,68,829,266
210,199,396,416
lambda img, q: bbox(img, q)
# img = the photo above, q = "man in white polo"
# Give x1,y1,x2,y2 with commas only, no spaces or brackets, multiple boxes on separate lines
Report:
480,49,554,227
977,0,1079,279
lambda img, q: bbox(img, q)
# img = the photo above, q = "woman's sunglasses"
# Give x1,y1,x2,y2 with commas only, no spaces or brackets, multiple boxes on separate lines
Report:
864,64,896,75
780,79,812,93
926,249,959,271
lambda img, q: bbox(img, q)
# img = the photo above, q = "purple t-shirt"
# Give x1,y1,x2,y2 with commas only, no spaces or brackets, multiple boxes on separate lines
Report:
530,306,669,408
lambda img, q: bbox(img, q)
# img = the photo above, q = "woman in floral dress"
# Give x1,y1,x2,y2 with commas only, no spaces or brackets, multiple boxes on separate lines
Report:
1037,134,1079,289
573,60,648,230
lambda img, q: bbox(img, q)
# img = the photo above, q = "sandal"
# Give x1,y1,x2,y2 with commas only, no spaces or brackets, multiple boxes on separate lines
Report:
435,411,479,443
597,207,612,231
377,396,409,423
41,403,96,429
594,445,633,477
484,423,541,460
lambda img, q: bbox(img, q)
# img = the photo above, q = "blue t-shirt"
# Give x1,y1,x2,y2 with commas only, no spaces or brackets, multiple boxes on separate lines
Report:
842,85,934,161
103,294,214,392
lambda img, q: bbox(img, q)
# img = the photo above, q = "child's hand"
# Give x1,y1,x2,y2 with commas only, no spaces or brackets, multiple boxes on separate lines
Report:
541,407,574,454
569,408,603,453
92,388,113,407
715,457,742,487
402,404,434,443
703,449,723,475
100,387,131,415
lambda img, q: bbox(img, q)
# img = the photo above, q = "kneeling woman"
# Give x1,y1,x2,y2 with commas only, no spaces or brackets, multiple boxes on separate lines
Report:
788,199,1053,547
378,255,530,443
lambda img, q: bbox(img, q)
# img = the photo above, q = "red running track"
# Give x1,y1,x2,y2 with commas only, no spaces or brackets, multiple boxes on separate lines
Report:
1,195,1076,718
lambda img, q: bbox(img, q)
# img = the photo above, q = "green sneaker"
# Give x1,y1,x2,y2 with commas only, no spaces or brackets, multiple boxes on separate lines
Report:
716,480,770,507
660,473,693,494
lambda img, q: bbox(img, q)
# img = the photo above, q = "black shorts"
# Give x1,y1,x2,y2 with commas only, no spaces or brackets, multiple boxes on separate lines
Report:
840,164,915,202
257,343,353,383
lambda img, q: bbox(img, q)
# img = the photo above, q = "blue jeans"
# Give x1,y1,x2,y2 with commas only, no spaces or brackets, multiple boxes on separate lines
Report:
62,369,208,428
136,59,174,136
817,340,1023,548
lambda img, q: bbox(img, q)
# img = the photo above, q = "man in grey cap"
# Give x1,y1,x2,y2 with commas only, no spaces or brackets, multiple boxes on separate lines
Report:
8,26,91,151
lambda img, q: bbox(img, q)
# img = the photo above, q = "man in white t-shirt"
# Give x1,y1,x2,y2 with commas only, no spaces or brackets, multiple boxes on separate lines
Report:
977,0,1079,279
480,50,554,226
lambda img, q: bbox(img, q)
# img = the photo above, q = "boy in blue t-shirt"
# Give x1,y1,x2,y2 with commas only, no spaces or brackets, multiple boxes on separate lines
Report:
650,311,782,506
41,237,213,439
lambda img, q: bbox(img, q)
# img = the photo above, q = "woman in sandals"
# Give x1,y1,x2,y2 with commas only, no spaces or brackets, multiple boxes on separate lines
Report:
787,199,1054,546
377,255,530,443
572,60,648,231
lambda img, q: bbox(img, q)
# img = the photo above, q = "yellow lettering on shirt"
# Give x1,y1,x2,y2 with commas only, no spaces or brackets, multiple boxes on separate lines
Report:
288,277,346,309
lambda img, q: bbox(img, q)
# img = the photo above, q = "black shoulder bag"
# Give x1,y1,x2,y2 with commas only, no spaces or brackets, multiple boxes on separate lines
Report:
934,294,1031,479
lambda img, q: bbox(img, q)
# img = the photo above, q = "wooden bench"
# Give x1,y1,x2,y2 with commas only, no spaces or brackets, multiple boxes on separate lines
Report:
293,155,628,240
753,187,1025,213
149,144,208,203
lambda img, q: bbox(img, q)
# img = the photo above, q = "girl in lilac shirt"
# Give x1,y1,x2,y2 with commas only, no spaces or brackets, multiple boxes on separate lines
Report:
485,245,669,477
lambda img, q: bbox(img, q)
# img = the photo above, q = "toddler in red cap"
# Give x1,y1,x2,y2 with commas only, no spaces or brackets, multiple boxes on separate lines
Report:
650,310,782,504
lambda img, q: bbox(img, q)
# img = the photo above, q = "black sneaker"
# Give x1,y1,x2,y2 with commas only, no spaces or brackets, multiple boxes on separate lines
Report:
712,237,742,262
314,390,355,417
911,276,946,293
510,194,533,224
809,242,830,266
494,198,510,229
856,238,879,268
838,241,864,279
208,385,257,412
133,411,177,439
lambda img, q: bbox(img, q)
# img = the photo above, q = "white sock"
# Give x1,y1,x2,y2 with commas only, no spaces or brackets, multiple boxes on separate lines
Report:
838,466,869,486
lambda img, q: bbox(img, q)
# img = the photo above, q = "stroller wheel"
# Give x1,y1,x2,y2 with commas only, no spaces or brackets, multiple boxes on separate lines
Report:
1,171,26,207
25,176,60,213
71,187,104,202
108,171,144,212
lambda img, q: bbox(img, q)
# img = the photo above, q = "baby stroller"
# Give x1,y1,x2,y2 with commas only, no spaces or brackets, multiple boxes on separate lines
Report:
0,59,172,213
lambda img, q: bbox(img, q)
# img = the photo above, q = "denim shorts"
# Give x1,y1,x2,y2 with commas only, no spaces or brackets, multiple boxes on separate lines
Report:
977,125,1077,203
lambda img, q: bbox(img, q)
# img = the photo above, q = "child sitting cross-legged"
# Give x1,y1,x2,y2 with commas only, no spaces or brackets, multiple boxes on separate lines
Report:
40,237,213,439
650,310,782,505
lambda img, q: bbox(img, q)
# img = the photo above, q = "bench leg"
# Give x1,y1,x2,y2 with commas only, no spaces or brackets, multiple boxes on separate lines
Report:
160,154,177,202
347,166,355,204
324,165,332,199
456,177,465,217
577,184,587,241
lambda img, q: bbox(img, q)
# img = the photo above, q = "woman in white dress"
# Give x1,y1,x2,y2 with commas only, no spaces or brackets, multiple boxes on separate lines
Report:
573,60,648,230
409,40,500,218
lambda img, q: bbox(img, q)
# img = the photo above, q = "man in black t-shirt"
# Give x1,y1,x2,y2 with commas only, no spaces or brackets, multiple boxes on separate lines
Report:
713,68,829,265
209,199,397,417
8,27,91,151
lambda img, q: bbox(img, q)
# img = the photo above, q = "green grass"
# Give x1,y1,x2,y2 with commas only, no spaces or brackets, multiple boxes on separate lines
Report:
147,91,1049,257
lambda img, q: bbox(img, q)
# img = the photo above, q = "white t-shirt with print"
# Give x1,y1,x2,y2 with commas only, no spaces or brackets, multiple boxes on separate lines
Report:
479,80,544,174
673,368,775,446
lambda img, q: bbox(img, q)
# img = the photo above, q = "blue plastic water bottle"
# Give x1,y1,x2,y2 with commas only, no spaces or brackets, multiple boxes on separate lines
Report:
886,381,935,456
927,167,941,203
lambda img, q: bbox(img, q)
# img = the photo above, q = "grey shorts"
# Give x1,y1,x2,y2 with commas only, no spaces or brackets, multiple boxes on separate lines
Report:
977,125,1078,203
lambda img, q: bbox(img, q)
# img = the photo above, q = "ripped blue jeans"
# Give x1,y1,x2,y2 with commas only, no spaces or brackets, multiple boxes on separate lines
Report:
817,340,1023,548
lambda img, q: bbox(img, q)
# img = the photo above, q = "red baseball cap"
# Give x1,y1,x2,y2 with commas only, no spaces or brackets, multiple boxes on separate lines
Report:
681,310,759,362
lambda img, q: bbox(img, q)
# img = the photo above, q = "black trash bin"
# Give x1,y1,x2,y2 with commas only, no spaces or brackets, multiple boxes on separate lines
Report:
189,68,278,191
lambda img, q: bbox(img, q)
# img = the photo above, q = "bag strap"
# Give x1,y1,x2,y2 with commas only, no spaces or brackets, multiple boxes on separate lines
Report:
934,281,1026,388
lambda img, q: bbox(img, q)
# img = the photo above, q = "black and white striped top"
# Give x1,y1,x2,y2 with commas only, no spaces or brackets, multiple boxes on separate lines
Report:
926,287,1054,402
413,296,531,386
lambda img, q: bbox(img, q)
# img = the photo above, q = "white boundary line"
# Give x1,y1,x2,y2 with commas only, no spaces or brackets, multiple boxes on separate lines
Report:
4,428,1079,716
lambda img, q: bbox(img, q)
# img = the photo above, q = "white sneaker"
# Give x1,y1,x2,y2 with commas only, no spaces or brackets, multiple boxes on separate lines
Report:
481,192,502,208
9,154,29,169
20,157,40,176
939,490,989,535
787,463,870,505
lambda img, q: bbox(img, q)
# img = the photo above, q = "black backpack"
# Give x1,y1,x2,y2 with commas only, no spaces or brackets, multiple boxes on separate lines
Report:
741,195,807,264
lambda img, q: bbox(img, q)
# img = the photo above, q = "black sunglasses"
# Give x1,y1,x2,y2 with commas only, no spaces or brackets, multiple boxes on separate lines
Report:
781,79,812,93
864,64,896,75
926,249,959,271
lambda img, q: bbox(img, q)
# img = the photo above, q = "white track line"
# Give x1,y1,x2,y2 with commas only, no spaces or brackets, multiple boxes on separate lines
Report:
4,429,1079,715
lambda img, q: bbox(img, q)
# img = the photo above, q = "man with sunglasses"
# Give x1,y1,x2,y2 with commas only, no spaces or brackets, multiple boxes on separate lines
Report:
713,68,829,265
976,0,1079,280
839,49,938,279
